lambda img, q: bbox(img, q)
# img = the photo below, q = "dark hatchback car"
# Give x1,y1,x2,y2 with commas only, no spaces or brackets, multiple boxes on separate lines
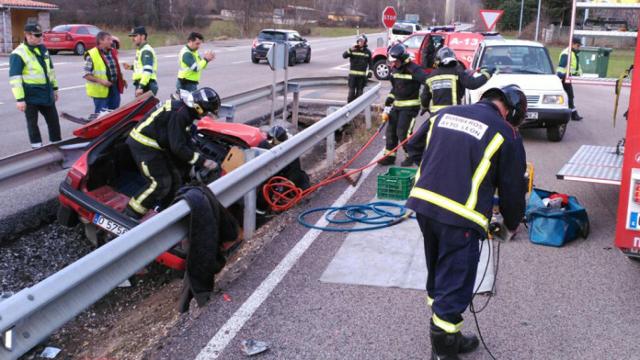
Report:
251,29,311,66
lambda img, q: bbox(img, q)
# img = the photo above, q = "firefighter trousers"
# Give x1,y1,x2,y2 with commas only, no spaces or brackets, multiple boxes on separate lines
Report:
416,213,482,332
347,75,367,103
385,107,419,156
126,138,181,216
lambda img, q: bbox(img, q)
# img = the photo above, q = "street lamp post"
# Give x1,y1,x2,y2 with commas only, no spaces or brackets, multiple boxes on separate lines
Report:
518,0,524,36
534,0,542,41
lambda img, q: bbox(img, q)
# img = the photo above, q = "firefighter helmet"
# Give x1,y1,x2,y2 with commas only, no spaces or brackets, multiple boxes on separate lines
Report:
388,43,409,64
481,84,527,127
189,87,221,117
267,125,288,144
357,34,368,46
435,46,458,67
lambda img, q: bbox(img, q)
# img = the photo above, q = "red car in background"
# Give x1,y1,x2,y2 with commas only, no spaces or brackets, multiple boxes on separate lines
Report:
370,30,488,80
44,24,120,55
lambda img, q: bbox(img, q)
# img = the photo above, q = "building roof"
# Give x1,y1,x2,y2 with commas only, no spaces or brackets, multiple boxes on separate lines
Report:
0,0,59,10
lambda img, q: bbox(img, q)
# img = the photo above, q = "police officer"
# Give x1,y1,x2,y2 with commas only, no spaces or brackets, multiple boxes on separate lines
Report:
557,36,583,121
177,32,215,92
421,47,493,115
406,85,528,359
125,87,220,219
378,43,427,167
123,26,158,96
343,34,372,103
9,23,61,149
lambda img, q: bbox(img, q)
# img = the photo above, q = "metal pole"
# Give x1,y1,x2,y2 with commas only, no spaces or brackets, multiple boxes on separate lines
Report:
534,0,542,42
445,0,455,25
326,132,335,166
518,0,524,36
283,44,289,122
292,90,299,128
271,68,276,126
243,149,256,239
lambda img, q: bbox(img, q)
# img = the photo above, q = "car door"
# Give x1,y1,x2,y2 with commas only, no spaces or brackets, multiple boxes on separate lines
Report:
74,26,93,49
402,34,425,63
288,33,301,60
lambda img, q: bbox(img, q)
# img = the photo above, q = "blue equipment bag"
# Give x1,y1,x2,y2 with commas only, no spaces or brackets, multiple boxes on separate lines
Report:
525,188,590,247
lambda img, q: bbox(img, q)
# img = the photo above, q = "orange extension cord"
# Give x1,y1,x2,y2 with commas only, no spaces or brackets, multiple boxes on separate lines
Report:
262,122,418,212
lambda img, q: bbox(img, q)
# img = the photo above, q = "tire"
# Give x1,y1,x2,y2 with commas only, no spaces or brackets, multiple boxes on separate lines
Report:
546,123,566,142
288,52,296,67
251,55,259,64
74,42,85,56
304,49,311,63
373,59,390,80
49,50,58,55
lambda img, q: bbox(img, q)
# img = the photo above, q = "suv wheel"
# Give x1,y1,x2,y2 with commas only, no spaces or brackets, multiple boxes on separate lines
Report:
251,54,259,64
373,59,390,80
304,50,311,63
288,52,296,67
546,123,566,142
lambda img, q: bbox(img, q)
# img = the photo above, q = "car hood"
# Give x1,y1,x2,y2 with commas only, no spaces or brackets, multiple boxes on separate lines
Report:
482,73,563,91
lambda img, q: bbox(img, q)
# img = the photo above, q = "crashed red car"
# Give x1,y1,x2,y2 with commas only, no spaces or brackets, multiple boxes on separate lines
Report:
57,96,266,271
370,30,486,80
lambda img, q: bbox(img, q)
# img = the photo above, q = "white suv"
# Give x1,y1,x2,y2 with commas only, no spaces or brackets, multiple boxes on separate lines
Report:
467,39,571,141
388,22,422,44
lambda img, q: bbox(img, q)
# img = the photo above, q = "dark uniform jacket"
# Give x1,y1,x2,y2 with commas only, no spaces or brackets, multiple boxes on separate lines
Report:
385,61,428,109
406,100,527,235
342,46,372,75
421,64,491,113
130,100,205,167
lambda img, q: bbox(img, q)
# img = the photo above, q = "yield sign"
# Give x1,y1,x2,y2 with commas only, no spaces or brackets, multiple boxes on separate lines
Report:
382,6,397,29
479,9,504,32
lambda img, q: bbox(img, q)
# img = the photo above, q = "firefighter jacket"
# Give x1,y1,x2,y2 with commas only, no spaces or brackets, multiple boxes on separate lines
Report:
385,61,428,109
406,100,527,235
129,100,205,167
342,45,372,76
421,64,491,113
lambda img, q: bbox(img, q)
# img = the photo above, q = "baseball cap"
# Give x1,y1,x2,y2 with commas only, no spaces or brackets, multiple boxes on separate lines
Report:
128,26,147,37
24,23,43,35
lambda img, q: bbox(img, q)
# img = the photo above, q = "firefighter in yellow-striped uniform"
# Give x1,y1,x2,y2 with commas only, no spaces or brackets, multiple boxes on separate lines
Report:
406,85,528,359
8,23,61,149
124,88,220,219
556,36,583,121
421,47,493,116
378,43,428,167
343,34,372,103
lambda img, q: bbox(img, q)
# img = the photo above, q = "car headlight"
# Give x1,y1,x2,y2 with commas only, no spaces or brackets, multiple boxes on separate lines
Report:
542,95,565,105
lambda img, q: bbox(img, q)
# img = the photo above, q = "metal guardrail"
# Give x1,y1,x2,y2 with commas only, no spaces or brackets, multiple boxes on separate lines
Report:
0,76,350,193
0,83,381,359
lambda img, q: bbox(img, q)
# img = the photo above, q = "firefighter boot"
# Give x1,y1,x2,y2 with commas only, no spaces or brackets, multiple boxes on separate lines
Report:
400,156,415,167
430,328,460,360
377,155,396,166
457,332,479,354
571,110,583,121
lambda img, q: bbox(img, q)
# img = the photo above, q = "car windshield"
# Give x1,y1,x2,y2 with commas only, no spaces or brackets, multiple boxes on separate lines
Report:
52,25,71,32
392,24,414,35
258,31,286,42
480,45,554,74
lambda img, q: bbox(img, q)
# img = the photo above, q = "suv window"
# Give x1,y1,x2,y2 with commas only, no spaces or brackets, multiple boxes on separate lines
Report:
392,23,414,35
76,26,90,35
480,45,554,74
52,25,71,32
403,35,424,49
258,31,286,42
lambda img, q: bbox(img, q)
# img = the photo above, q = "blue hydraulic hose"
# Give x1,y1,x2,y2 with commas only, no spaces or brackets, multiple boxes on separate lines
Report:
297,201,415,232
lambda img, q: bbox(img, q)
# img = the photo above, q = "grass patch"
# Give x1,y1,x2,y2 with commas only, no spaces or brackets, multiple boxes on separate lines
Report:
109,29,184,50
547,46,634,78
310,27,384,37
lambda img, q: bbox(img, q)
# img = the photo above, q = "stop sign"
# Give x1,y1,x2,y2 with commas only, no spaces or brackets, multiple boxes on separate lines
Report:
382,6,397,29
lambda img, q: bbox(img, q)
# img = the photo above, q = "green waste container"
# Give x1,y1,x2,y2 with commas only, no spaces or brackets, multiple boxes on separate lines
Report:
578,46,612,78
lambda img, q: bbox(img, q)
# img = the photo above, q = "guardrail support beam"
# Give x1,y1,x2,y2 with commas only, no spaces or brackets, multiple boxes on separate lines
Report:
364,105,372,129
243,149,257,239
326,132,335,167
292,91,300,129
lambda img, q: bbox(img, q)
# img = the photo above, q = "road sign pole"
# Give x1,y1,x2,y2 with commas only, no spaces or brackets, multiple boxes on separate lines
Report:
534,0,542,41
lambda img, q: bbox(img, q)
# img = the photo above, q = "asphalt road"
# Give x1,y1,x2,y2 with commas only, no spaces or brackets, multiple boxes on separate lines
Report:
145,83,639,360
0,33,384,158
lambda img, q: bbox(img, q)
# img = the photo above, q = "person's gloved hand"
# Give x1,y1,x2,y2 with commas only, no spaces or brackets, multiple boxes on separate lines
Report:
381,106,391,122
384,97,394,107
203,159,218,170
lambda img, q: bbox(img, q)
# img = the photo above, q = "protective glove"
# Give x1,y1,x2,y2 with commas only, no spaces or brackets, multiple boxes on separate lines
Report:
381,106,391,122
203,159,218,170
384,97,394,107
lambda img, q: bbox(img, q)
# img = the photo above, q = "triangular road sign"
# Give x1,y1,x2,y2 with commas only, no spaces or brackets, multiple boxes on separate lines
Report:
479,9,504,32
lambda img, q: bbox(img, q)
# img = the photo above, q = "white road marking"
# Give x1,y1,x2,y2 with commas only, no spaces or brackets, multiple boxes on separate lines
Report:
163,54,178,58
58,85,85,91
0,102,4,105
194,150,382,360
0,67,8,71
231,60,249,64
330,63,350,71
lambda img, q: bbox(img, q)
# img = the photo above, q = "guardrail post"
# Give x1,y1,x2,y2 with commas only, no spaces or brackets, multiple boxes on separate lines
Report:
243,149,257,239
292,90,300,128
364,105,372,129
326,132,335,166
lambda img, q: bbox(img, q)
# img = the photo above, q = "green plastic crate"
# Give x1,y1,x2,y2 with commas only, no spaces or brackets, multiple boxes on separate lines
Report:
377,167,418,200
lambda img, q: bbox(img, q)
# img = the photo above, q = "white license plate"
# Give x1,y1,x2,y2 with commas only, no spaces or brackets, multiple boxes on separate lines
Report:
526,111,538,119
50,37,60,42
93,213,128,236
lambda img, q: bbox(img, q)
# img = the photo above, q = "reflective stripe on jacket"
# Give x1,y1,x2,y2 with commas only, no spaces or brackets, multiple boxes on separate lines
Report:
133,43,157,85
386,61,427,109
9,43,57,103
422,64,491,113
556,48,582,77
